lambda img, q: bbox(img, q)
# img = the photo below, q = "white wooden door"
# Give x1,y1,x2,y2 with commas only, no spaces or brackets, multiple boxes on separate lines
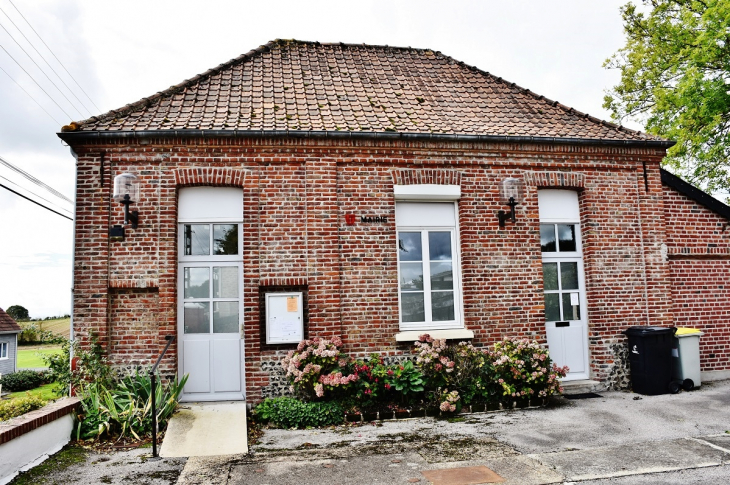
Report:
539,190,590,381
543,258,589,380
177,187,244,402
178,261,244,401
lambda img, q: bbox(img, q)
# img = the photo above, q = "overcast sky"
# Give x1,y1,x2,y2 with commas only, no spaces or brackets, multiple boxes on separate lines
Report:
0,0,640,318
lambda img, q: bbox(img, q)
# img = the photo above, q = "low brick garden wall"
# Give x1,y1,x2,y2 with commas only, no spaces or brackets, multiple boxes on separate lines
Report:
0,397,80,485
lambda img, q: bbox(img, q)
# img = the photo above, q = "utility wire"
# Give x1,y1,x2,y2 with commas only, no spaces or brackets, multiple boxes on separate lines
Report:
0,180,73,221
0,174,72,216
0,6,93,117
0,44,73,119
0,155,73,203
7,0,101,113
0,21,84,118
0,64,62,125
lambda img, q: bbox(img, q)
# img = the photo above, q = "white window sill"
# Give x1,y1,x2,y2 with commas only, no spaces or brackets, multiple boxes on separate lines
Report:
395,329,474,342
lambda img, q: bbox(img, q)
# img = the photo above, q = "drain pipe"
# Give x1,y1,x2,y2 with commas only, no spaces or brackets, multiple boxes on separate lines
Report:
151,335,175,458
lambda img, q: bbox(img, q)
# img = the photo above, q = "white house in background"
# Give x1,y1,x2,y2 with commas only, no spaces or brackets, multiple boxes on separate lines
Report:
0,308,21,377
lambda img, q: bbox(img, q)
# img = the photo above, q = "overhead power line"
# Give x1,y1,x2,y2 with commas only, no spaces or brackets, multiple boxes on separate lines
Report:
0,180,73,221
0,155,73,203
0,44,73,119
0,64,62,125
0,6,93,117
0,174,72,216
0,21,84,118
7,0,101,113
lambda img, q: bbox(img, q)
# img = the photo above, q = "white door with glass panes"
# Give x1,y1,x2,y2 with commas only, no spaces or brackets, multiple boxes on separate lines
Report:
539,190,589,381
396,202,463,330
178,187,244,402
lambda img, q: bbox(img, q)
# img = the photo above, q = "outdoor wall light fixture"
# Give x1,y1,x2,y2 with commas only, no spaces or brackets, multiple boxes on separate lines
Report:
113,173,140,229
497,177,524,228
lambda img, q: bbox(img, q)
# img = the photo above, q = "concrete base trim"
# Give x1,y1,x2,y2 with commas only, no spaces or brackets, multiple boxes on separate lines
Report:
701,369,730,382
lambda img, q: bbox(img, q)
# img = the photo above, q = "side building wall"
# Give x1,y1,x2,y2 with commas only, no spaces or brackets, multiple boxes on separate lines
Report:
663,184,730,376
69,136,673,402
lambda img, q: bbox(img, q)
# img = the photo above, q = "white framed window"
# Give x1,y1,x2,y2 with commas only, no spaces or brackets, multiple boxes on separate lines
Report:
0,341,8,359
396,202,463,330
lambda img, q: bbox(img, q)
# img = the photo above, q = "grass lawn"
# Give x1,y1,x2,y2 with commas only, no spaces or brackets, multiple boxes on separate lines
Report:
17,346,62,369
7,382,61,401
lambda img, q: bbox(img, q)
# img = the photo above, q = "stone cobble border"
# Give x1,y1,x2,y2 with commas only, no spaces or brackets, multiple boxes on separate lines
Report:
0,397,80,445
344,398,547,423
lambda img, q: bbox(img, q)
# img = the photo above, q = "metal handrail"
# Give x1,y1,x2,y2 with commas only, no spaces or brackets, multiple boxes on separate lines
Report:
150,335,175,458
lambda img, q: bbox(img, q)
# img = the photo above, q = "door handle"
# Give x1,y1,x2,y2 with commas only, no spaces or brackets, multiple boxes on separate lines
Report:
555,321,570,328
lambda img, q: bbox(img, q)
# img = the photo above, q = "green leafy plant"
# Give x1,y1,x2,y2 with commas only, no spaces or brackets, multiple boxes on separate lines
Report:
17,322,64,345
74,371,188,441
0,369,47,392
252,396,344,428
43,334,116,395
0,394,47,421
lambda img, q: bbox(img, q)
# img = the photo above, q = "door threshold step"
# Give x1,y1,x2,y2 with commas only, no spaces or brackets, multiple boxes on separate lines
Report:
561,379,603,395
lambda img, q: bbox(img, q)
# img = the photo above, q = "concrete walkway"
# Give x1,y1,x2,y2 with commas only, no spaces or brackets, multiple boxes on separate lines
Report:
175,379,730,484
160,401,248,458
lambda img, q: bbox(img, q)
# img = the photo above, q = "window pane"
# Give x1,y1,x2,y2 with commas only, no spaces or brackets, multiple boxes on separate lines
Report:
401,293,425,322
557,224,577,252
430,262,453,290
213,224,239,255
560,262,579,290
184,267,210,299
213,267,238,298
432,291,455,321
184,302,210,333
400,263,424,291
428,232,452,261
542,263,558,291
540,224,556,252
213,302,239,333
398,232,422,261
562,293,581,320
184,224,210,255
544,293,560,321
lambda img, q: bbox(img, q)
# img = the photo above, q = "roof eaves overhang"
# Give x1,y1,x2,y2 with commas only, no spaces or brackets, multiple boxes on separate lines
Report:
661,169,730,220
57,129,676,149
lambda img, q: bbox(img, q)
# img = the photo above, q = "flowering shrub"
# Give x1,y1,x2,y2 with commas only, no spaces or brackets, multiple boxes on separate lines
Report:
413,335,499,407
281,336,358,400
490,338,568,400
439,389,461,413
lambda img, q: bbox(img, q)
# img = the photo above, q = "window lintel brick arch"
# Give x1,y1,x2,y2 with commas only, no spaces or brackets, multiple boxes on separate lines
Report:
174,167,250,188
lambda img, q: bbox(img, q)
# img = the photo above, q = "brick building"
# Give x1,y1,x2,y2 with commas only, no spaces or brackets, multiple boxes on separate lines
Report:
58,40,730,402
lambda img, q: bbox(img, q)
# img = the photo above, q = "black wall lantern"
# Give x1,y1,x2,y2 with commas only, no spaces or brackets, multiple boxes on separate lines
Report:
113,173,140,229
497,177,524,228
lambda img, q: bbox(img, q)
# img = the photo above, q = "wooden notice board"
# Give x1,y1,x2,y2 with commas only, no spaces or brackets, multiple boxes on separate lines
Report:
265,292,304,344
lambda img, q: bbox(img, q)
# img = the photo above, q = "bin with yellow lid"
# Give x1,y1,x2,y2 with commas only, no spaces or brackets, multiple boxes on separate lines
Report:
672,327,703,390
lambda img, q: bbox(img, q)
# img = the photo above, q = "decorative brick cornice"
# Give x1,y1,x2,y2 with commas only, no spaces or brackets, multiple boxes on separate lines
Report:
667,247,730,260
0,397,80,445
174,167,250,187
524,171,585,190
391,169,462,186
259,277,308,287
109,279,160,289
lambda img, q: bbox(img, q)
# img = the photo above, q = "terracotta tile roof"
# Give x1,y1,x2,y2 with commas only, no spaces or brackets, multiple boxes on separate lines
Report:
0,308,22,333
69,39,661,143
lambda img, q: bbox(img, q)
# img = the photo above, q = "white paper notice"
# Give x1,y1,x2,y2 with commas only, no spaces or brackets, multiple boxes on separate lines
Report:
570,293,579,306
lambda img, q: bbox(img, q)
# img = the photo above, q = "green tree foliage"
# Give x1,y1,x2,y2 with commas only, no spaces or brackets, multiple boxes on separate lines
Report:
6,305,29,321
604,0,730,200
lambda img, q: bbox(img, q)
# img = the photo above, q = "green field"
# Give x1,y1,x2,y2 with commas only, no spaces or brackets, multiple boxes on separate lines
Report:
17,346,62,369
25,317,71,339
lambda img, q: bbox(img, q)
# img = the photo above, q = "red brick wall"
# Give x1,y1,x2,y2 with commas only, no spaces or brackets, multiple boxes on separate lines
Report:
663,184,730,372
68,136,692,401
